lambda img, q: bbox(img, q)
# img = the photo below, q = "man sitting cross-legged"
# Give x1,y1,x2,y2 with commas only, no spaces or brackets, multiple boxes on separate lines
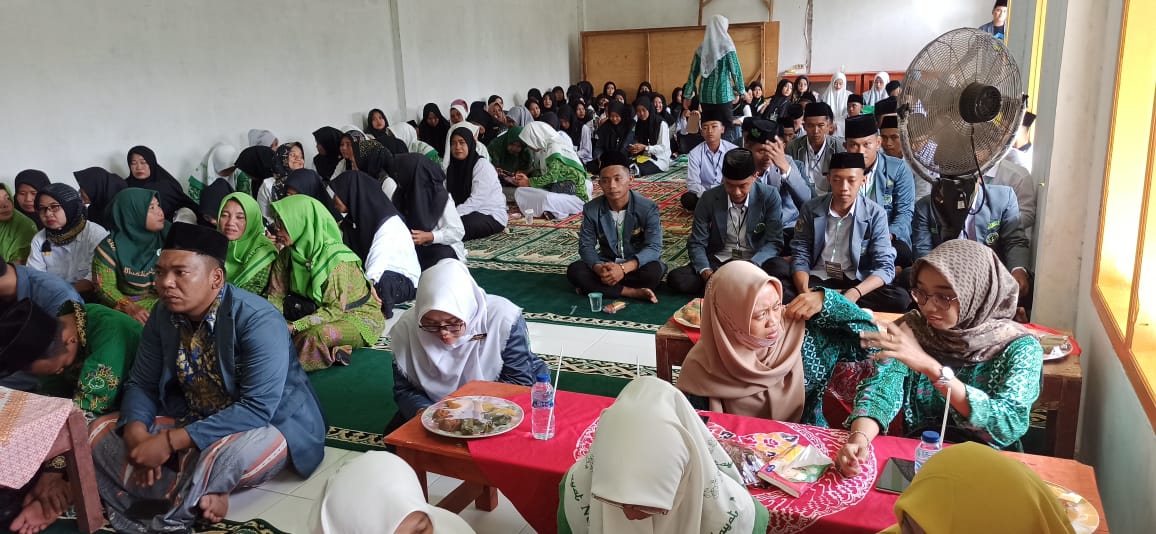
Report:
90,222,325,533
566,151,665,303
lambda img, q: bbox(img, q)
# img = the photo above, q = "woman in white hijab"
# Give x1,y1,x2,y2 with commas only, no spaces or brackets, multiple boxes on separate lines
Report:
512,122,593,220
187,142,240,202
247,128,278,148
313,451,475,534
863,71,890,106
389,260,548,425
391,121,442,164
559,376,768,534
824,72,853,137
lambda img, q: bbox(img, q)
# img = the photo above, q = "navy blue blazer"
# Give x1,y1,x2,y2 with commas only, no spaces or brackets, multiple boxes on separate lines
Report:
688,182,784,272
119,285,326,477
791,194,897,283
578,189,663,268
862,153,916,245
912,184,1031,271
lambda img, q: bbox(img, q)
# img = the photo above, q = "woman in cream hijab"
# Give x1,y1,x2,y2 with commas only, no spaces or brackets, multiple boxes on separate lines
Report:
879,442,1075,533
824,72,853,137
314,451,475,534
559,376,768,534
676,261,879,426
863,72,891,106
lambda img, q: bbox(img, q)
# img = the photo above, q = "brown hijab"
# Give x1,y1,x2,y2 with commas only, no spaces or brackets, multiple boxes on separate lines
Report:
900,239,1030,367
676,261,807,422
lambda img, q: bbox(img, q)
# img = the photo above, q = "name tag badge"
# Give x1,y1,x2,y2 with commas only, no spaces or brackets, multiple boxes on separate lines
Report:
732,248,745,260
825,261,845,280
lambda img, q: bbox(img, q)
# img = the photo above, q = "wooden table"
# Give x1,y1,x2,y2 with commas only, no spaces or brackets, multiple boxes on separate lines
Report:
382,381,528,513
655,320,1085,459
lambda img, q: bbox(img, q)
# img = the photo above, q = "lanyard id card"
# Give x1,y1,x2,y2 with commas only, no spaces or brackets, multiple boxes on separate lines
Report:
825,261,846,280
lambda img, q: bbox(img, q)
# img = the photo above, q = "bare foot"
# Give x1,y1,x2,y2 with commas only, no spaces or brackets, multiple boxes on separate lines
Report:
621,287,658,303
10,500,56,534
198,493,229,523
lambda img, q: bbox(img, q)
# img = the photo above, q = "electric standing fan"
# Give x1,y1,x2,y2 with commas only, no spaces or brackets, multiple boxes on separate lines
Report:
898,28,1027,236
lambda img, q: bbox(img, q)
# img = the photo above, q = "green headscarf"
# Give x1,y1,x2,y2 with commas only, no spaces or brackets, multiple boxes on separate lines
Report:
96,188,168,289
0,184,38,263
270,195,361,304
488,126,532,173
218,192,277,290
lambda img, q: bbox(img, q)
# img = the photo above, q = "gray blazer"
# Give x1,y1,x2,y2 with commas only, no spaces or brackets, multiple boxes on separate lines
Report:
912,184,1031,271
791,193,897,283
688,182,784,273
786,134,846,192
578,190,663,268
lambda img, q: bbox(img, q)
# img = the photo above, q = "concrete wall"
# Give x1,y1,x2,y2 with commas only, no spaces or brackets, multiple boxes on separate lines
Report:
0,0,576,188
580,0,990,75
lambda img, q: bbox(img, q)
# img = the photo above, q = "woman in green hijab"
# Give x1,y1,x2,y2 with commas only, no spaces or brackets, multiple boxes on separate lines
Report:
267,195,385,371
217,192,277,295
0,183,37,264
92,188,168,324
488,125,532,175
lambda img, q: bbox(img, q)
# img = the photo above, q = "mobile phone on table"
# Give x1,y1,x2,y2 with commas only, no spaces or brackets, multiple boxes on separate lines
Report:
875,458,916,494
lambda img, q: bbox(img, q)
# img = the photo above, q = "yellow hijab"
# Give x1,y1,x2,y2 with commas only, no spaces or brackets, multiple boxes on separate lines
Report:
879,442,1075,534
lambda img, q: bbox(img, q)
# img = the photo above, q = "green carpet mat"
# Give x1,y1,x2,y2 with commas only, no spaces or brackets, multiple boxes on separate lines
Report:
469,268,690,333
29,518,286,534
309,346,657,452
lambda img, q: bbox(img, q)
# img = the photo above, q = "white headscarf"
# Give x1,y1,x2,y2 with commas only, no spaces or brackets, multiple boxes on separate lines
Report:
507,105,534,127
188,142,239,193
391,122,418,148
339,124,363,135
825,72,853,136
519,122,584,172
313,451,475,534
698,15,737,78
561,376,759,534
863,72,890,106
442,122,490,169
247,129,276,147
391,260,521,402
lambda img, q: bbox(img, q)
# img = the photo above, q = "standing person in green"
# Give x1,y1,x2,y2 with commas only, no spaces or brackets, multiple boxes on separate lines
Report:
267,195,385,371
683,15,746,129
0,184,37,264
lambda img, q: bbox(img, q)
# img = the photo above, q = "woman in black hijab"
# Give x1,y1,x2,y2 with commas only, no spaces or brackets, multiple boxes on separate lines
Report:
578,80,595,103
445,127,506,241
764,79,794,120
551,86,566,107
329,171,416,317
354,139,393,181
637,81,653,96
285,168,340,222
365,109,409,155
592,100,634,168
125,145,197,220
541,92,556,115
234,145,275,197
417,103,450,157
527,88,543,103
73,167,126,229
391,153,461,270
555,104,582,147
537,111,561,132
13,170,50,229
670,86,686,117
198,179,233,227
312,126,343,179
467,101,501,145
602,81,616,100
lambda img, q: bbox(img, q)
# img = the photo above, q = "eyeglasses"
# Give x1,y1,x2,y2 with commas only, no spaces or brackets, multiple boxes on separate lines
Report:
419,322,466,334
37,204,63,215
910,288,960,309
591,494,669,516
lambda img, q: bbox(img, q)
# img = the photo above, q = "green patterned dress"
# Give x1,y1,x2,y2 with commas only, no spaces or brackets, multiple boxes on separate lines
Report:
266,255,385,371
848,335,1043,449
37,304,142,418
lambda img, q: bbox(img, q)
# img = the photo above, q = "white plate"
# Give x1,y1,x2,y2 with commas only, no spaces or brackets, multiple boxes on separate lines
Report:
672,298,703,329
1045,481,1100,534
421,395,524,439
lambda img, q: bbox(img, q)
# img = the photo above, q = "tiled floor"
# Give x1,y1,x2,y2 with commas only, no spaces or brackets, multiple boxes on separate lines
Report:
228,319,650,533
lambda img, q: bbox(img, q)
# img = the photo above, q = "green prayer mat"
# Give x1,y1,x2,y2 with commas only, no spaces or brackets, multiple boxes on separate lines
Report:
310,346,661,452
31,518,287,534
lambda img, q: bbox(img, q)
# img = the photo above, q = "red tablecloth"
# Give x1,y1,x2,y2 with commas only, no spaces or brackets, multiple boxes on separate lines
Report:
468,389,916,534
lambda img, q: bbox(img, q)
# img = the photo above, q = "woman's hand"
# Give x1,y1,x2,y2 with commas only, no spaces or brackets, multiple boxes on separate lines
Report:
123,302,150,325
860,321,937,374
513,172,531,187
411,230,434,245
835,435,871,477
784,290,823,321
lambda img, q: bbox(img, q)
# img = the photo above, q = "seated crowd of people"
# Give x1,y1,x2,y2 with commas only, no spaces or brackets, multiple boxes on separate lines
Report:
0,13,1051,531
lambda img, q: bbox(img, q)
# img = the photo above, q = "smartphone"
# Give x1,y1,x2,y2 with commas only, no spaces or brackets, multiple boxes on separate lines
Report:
875,458,916,494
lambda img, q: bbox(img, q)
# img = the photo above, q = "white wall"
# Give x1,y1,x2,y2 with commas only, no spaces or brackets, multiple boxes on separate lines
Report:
0,0,577,189
580,0,990,75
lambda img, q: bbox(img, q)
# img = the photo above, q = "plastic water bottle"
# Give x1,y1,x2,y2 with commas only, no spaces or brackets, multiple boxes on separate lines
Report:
531,373,555,440
913,430,942,473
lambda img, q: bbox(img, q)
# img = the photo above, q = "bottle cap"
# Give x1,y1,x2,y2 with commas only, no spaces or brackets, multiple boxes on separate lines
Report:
537,372,551,383
921,430,941,444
